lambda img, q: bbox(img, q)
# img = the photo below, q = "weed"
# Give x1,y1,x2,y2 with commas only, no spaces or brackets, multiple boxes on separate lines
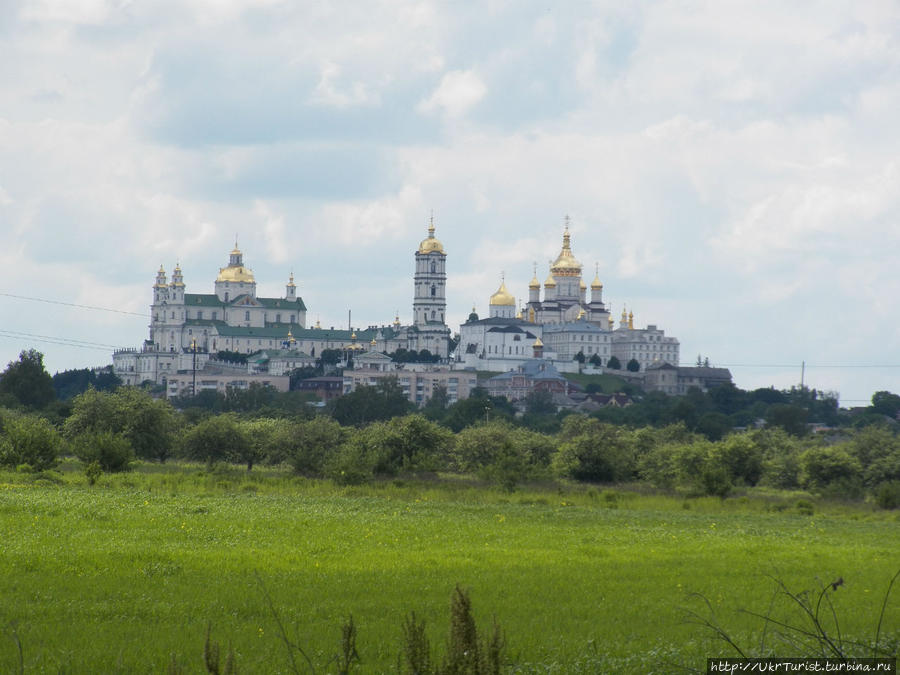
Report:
203,624,237,675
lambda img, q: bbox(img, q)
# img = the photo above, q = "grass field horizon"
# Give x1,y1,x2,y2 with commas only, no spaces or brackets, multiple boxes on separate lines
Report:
2,462,898,673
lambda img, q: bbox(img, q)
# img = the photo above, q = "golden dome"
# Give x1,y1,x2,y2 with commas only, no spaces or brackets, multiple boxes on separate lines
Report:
550,222,582,277
529,275,540,289
418,218,445,255
216,265,256,283
544,272,556,288
580,279,587,290
533,337,544,347
490,280,516,306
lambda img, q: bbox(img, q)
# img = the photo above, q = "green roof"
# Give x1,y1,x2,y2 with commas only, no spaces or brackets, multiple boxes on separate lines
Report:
184,293,306,311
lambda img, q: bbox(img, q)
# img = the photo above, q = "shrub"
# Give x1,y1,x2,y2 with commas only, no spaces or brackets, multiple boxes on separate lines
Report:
553,415,635,483
799,445,862,491
71,431,134,472
874,481,900,510
0,414,61,471
361,414,454,476
325,435,374,486
453,422,553,491
180,414,250,467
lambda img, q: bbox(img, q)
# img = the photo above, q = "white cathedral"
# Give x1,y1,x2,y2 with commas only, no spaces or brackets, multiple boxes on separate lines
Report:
113,222,451,386
457,222,680,373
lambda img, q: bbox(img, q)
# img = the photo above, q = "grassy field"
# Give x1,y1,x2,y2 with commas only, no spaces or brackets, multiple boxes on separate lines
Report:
1,463,898,673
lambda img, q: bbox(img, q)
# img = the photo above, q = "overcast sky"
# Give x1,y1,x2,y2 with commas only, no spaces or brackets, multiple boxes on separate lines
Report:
2,0,899,405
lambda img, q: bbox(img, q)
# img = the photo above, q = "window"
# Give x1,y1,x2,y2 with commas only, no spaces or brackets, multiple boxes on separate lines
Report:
212,311,217,320
430,261,436,273
245,311,250,321
276,313,281,323
431,284,436,297
197,310,203,320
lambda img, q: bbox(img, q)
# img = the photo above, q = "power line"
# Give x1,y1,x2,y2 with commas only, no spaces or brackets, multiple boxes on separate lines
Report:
0,292,148,318
0,330,125,352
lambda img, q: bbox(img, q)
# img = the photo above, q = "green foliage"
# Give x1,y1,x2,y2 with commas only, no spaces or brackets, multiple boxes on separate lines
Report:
0,414,60,471
453,422,553,490
847,426,900,487
709,434,763,486
524,390,555,416
766,403,808,437
874,481,900,509
358,414,454,476
442,390,514,433
626,358,640,372
442,585,504,675
554,415,635,483
287,416,346,476
65,387,177,462
84,460,102,485
799,445,863,491
0,349,56,409
180,414,250,467
325,434,375,485
606,356,621,370
52,367,120,400
329,377,413,426
870,390,900,418
71,431,134,473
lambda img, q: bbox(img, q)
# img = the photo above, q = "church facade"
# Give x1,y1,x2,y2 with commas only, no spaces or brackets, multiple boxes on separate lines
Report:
113,222,451,386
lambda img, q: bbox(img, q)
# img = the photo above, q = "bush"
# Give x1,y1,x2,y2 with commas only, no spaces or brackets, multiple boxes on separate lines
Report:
360,414,454,476
0,414,61,471
325,434,374,486
553,415,635,483
799,445,862,491
453,422,553,491
180,414,250,467
71,431,134,472
874,481,900,510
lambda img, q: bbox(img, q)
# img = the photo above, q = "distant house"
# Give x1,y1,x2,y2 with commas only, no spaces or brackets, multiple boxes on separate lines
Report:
644,362,733,395
486,360,571,401
294,376,345,401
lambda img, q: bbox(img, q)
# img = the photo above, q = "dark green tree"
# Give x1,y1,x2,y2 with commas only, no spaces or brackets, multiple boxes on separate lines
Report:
626,358,640,372
0,349,56,409
588,353,602,367
328,377,413,426
606,356,621,370
871,391,900,418
573,351,586,364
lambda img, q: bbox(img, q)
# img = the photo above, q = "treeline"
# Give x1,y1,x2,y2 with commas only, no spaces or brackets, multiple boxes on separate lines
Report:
2,384,900,508
1,349,900,507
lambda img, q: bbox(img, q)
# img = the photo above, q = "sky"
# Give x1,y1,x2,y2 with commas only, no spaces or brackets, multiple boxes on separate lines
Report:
1,0,899,406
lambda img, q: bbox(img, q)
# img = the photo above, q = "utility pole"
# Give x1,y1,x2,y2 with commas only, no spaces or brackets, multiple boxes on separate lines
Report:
191,338,197,396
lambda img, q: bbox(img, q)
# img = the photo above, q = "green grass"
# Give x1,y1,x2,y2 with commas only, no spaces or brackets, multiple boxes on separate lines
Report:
0,464,898,673
561,372,629,393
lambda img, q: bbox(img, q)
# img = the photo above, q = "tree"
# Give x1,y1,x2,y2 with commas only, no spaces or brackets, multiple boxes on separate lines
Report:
606,356,621,370
524,389,556,416
0,414,61,471
871,391,900,419
766,404,808,437
422,385,450,421
65,388,177,462
356,414,453,476
328,377,413,426
626,358,640,372
573,351,586,364
0,349,56,409
288,417,347,476
588,353,602,367
180,414,250,467
52,367,120,400
554,415,635,483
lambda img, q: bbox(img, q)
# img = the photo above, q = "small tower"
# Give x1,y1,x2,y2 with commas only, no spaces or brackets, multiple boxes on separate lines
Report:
170,263,185,305
153,265,168,305
528,262,541,304
533,337,544,359
286,272,297,301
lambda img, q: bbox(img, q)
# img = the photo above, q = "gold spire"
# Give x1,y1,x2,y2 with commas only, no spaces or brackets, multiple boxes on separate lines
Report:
287,271,296,288
533,337,544,348
550,216,582,277
418,214,445,254
393,312,401,327
370,338,377,347
591,262,602,290
544,261,557,288
628,310,634,330
576,308,586,319
620,305,628,327
314,317,321,329
529,261,540,289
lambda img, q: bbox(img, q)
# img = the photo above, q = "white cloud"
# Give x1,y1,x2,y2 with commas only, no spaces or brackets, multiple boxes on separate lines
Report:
418,69,487,118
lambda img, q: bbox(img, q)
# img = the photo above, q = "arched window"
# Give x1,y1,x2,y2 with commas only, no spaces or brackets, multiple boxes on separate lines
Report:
430,261,436,273
431,284,436,297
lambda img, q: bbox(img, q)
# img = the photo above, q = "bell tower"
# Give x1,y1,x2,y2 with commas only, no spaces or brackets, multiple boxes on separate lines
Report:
413,215,447,327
